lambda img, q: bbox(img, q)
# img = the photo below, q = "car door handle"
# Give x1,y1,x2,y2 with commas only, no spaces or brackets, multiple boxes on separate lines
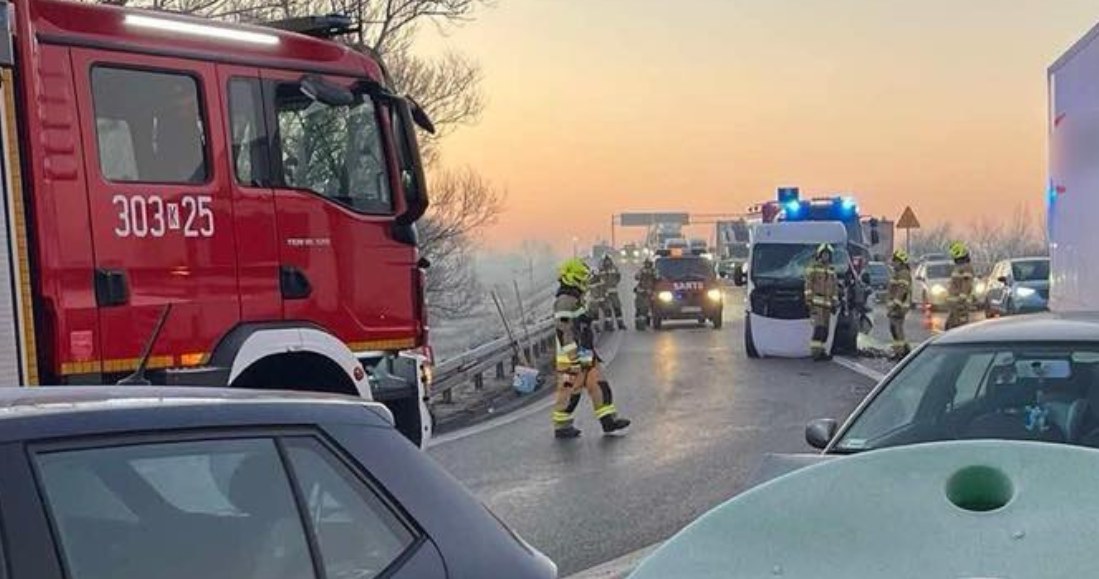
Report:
279,265,312,300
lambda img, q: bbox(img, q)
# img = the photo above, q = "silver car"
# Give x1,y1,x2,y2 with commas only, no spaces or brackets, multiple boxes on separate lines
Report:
807,313,1099,453
984,257,1050,316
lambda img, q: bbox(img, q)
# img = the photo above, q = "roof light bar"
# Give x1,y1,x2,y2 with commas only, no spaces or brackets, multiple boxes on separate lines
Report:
125,14,280,46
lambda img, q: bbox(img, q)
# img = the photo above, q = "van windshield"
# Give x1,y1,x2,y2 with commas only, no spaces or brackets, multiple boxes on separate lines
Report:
751,243,850,281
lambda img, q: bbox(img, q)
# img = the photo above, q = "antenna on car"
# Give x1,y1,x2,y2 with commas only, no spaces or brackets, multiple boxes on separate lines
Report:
117,304,173,386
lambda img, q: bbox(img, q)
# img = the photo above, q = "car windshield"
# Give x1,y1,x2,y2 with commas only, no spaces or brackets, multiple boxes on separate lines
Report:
656,257,714,280
1012,259,1050,281
728,245,749,259
750,243,850,280
835,343,1099,453
924,263,952,279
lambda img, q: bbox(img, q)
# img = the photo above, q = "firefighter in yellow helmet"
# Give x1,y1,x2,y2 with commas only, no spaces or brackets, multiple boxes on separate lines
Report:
887,249,913,360
945,241,976,330
552,258,631,439
804,243,839,361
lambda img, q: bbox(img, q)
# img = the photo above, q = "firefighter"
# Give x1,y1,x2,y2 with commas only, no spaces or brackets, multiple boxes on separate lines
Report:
553,258,631,439
588,268,608,330
945,241,976,330
804,243,840,361
887,249,913,360
634,258,657,330
600,255,627,330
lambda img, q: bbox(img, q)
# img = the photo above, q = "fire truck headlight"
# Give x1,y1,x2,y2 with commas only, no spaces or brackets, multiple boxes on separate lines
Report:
658,291,675,303
707,289,723,302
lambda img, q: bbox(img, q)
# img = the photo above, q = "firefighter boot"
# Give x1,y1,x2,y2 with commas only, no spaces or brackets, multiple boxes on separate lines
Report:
600,414,631,434
554,425,582,439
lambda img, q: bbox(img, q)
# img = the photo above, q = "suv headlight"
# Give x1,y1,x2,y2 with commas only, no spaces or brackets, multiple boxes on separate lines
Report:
658,291,674,303
707,288,723,302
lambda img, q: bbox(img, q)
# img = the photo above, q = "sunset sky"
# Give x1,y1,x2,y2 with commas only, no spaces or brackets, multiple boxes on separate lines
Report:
417,0,1099,251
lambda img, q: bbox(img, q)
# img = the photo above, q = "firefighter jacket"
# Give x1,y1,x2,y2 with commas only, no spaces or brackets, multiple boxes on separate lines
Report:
589,272,607,300
601,265,622,293
804,262,839,311
635,268,656,294
887,264,912,316
555,286,596,370
947,262,976,309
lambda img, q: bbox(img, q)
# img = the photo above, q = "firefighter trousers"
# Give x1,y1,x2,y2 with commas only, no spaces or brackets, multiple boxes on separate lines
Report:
605,291,624,320
634,292,651,325
945,306,969,330
809,305,831,358
888,313,908,357
552,365,618,430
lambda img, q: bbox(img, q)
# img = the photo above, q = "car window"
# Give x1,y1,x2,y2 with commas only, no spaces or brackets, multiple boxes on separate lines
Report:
92,67,208,184
837,344,1099,453
284,438,415,579
655,257,715,280
36,438,317,579
925,263,952,279
228,77,269,187
837,348,948,450
1012,260,1050,282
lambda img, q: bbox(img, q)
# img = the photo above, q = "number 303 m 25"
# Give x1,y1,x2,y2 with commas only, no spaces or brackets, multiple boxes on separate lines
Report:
112,194,215,239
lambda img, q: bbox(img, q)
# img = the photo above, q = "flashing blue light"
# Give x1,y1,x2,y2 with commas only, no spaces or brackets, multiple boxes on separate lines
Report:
784,200,802,217
840,197,858,212
1047,182,1058,206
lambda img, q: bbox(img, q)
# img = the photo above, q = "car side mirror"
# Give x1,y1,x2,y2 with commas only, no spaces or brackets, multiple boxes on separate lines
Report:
733,264,747,287
997,276,1008,284
805,418,838,450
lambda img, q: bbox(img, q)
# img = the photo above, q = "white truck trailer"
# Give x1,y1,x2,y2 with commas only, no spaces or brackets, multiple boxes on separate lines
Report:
1049,24,1099,311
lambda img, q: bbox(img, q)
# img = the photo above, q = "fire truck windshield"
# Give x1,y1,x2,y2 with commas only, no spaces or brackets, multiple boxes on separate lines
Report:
276,84,392,214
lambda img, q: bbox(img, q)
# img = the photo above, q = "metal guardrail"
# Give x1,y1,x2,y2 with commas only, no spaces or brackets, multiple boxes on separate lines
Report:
430,317,557,403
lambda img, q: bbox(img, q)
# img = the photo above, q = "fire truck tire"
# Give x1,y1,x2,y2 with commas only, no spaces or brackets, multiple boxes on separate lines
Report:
745,317,760,358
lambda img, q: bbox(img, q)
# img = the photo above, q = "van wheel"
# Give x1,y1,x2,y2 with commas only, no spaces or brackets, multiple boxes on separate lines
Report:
745,316,760,358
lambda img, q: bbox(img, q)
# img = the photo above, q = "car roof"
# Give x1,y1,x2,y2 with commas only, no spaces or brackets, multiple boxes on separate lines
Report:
0,387,394,442
1006,257,1049,263
934,312,1099,345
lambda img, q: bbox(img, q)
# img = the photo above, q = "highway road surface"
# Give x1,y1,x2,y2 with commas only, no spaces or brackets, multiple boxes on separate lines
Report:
429,284,878,576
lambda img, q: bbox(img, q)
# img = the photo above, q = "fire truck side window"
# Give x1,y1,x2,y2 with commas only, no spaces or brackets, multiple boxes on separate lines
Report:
91,67,209,184
228,78,270,187
274,82,392,214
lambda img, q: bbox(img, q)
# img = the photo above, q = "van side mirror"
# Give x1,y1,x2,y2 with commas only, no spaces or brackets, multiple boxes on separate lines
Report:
733,264,747,287
805,418,838,449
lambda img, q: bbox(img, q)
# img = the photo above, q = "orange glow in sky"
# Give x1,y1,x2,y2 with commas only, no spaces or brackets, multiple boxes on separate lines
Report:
417,0,1099,250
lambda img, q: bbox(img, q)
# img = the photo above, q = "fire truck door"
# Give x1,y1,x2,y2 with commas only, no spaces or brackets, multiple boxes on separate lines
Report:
72,49,241,373
261,69,417,349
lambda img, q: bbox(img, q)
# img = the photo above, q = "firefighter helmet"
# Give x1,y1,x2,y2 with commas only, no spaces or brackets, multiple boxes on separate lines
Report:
892,249,909,264
815,243,834,259
948,241,969,261
559,258,592,290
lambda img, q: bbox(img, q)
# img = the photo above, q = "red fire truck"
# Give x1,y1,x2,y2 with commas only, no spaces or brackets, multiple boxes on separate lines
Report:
0,0,436,445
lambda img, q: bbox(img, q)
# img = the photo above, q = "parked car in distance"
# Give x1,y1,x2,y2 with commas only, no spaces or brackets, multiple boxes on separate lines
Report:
913,260,954,310
917,252,949,264
985,257,1050,316
865,261,890,303
0,387,556,579
805,313,1099,454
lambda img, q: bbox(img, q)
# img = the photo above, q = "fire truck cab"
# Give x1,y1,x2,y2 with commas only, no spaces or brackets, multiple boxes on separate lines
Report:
0,0,435,445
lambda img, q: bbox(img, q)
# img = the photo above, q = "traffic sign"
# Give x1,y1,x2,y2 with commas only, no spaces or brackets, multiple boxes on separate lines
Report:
897,206,921,229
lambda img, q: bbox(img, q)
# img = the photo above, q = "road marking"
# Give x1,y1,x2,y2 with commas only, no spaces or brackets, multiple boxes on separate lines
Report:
832,356,886,382
565,542,661,579
428,330,626,448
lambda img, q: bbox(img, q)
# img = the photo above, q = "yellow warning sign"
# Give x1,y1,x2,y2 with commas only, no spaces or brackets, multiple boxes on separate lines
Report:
897,206,921,229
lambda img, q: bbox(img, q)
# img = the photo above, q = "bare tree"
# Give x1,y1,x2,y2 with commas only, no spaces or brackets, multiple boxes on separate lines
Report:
909,222,955,260
418,167,504,317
